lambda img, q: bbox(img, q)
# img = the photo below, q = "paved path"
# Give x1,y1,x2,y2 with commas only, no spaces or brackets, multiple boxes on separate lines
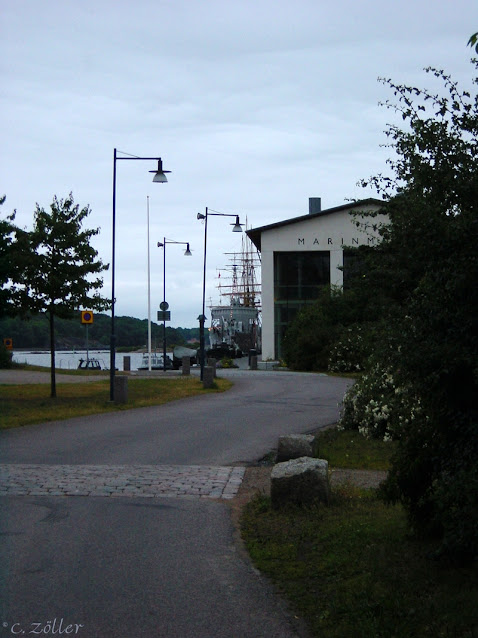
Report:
0,464,245,499
1,368,351,637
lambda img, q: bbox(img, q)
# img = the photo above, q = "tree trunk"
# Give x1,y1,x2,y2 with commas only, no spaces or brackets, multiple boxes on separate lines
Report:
49,309,56,398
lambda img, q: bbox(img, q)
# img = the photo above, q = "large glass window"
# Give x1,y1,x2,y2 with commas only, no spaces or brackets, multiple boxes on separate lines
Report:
273,252,330,359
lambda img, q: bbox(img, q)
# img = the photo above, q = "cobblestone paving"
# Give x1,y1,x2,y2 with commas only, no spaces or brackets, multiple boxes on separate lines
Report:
0,464,245,499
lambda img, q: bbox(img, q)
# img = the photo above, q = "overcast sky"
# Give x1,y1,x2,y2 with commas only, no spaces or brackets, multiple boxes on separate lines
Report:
1,0,476,328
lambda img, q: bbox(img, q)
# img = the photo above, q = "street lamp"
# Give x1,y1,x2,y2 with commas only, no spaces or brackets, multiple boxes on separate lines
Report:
110,149,170,401
157,238,192,371
146,196,153,372
197,207,243,380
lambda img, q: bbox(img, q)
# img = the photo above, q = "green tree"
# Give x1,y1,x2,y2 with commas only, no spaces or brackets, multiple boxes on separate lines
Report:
20,194,110,397
468,32,478,54
0,195,24,317
344,60,478,560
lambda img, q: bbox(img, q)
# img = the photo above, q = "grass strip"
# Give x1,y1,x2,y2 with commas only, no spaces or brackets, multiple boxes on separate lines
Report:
241,486,478,638
0,376,232,429
242,429,477,637
315,427,397,471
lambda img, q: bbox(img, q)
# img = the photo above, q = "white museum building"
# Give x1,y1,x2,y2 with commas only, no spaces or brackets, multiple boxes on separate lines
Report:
247,197,388,362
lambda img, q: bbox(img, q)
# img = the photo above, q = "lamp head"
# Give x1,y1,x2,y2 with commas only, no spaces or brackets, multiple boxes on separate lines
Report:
197,212,206,220
184,243,192,256
150,158,171,183
232,215,243,232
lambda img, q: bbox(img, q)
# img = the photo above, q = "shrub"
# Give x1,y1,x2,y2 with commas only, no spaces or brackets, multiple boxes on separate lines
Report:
282,286,371,372
339,362,427,442
0,344,13,368
328,322,376,373
282,298,338,371
380,413,478,563
220,357,237,368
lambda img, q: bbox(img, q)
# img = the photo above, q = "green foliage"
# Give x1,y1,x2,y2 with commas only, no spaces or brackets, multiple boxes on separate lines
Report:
327,322,377,372
0,195,27,317
0,343,13,368
285,61,478,560
13,193,110,397
342,61,478,561
220,357,237,368
22,194,110,318
468,32,478,54
339,363,426,442
282,286,372,371
282,298,338,370
0,195,13,313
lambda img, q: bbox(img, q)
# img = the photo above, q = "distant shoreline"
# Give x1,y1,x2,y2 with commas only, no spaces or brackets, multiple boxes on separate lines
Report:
12,348,146,353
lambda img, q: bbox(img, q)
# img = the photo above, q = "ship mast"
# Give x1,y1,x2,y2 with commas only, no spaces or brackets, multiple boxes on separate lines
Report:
207,220,262,354
216,226,261,309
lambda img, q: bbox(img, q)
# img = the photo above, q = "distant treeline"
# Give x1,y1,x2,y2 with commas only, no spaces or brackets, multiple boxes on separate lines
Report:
0,313,199,350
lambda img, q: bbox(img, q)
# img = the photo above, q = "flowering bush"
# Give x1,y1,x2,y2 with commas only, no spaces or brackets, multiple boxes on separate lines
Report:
339,363,425,441
328,323,371,372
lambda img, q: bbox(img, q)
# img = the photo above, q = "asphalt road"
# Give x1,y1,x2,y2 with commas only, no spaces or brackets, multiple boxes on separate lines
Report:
0,369,352,638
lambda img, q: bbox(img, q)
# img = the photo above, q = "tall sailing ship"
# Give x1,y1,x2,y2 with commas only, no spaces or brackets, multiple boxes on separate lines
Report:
208,231,261,357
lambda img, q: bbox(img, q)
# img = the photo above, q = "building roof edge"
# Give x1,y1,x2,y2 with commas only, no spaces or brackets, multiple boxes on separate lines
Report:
246,198,385,251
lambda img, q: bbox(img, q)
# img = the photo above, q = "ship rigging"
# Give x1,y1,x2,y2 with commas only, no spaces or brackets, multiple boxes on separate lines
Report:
208,231,261,356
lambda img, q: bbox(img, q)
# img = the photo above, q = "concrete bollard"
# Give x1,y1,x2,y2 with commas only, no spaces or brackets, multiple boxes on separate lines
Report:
250,355,258,370
114,375,128,404
182,356,190,376
123,355,131,371
203,366,215,388
207,358,217,378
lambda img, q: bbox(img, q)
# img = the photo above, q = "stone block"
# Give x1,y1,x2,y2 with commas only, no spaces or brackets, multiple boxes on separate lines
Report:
203,366,215,388
181,356,190,376
271,457,329,508
277,434,317,462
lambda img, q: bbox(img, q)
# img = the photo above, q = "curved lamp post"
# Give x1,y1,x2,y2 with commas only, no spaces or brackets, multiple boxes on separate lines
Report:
110,149,170,401
157,238,192,370
197,207,243,380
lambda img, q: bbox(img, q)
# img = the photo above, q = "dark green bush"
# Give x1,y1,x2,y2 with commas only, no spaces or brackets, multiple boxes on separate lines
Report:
282,302,339,371
0,344,13,368
293,62,478,561
282,286,376,372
